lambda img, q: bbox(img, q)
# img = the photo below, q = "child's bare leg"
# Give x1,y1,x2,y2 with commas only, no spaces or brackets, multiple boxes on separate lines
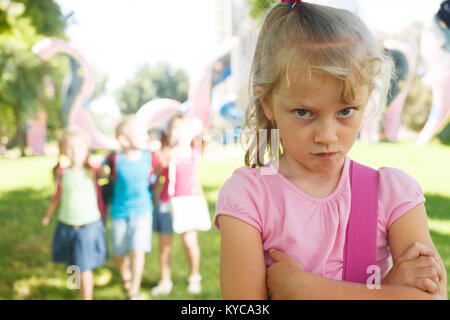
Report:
115,255,132,291
182,231,200,277
129,250,145,296
159,234,173,281
80,270,94,300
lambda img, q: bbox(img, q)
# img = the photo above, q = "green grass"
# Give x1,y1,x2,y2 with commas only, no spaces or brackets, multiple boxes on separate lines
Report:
0,141,449,299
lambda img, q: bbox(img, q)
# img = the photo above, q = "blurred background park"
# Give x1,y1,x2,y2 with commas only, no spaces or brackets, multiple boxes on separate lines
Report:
0,0,449,300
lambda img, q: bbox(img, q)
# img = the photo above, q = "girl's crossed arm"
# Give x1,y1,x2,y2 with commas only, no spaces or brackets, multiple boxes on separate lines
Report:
219,215,268,299
267,203,447,300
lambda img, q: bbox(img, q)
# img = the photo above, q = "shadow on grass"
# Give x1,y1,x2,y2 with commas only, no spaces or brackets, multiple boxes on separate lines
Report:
424,193,450,220
429,230,450,298
0,188,127,299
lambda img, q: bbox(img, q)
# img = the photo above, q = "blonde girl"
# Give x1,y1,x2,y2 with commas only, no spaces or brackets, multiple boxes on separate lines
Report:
42,127,107,300
214,1,447,299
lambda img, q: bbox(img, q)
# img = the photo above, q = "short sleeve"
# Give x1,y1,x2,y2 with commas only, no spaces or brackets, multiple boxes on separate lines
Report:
214,167,264,233
378,167,426,230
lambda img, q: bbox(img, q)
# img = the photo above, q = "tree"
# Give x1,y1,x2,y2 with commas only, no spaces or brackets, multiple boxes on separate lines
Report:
115,62,189,115
0,0,71,156
0,0,72,37
248,0,277,21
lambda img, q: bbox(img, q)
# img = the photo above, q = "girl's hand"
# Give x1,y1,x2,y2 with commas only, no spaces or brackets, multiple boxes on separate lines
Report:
266,249,308,299
382,242,444,294
42,216,51,226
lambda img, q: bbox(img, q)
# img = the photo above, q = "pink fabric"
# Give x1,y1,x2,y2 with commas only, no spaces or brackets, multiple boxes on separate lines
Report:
343,161,378,283
214,156,426,281
159,147,202,201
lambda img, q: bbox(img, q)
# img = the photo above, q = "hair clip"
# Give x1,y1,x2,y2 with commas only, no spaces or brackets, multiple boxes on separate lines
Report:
281,0,302,12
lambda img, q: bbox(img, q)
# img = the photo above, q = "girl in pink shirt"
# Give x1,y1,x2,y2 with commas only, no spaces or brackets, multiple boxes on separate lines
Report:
151,113,204,296
214,1,447,299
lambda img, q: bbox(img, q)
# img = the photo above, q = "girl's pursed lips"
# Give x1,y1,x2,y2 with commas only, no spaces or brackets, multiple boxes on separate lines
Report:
312,152,338,155
311,152,339,158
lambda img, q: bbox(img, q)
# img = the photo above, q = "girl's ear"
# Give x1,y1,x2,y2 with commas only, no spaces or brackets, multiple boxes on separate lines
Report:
255,85,274,121
117,134,130,148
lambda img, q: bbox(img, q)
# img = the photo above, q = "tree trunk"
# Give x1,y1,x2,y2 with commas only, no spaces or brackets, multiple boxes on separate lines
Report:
13,103,26,157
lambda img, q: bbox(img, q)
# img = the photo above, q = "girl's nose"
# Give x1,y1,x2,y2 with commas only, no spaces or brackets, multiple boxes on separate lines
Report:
313,119,338,146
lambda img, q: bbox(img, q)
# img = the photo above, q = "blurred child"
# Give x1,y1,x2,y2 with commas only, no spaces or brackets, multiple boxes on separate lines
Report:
151,114,205,296
105,115,153,300
42,127,107,300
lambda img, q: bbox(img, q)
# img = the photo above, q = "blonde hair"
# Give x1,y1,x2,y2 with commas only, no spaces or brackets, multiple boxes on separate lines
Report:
54,127,94,180
243,2,394,167
115,114,139,139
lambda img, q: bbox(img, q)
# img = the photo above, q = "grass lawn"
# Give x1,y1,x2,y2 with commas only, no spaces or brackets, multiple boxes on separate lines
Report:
0,140,449,300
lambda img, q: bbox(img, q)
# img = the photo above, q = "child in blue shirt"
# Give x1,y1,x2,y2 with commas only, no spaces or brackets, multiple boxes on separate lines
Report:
105,115,153,300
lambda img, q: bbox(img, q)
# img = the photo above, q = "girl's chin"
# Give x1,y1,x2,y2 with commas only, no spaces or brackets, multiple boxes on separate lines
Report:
311,156,345,171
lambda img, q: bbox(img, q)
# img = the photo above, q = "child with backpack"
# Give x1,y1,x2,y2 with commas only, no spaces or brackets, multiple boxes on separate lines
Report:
42,127,108,300
215,1,447,299
103,115,154,300
150,114,207,296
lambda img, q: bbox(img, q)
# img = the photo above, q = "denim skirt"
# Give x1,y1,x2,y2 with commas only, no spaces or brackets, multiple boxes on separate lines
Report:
52,219,108,272
152,201,173,234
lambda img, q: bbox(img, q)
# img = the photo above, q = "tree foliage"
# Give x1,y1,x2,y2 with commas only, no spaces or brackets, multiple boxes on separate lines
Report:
115,62,189,115
0,0,71,37
248,0,277,21
0,0,71,156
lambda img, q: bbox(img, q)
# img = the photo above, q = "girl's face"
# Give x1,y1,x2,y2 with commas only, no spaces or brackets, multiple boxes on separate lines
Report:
64,136,89,168
259,73,368,175
169,117,187,146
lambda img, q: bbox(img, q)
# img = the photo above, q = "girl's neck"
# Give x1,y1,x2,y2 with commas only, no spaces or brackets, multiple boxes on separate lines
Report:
69,163,84,171
123,148,142,160
171,143,192,158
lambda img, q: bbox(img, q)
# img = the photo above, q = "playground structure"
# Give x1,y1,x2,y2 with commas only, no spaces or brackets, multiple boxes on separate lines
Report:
29,37,246,150
360,14,450,145
31,39,119,150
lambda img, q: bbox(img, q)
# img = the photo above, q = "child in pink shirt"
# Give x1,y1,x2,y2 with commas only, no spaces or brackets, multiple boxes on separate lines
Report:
214,1,446,299
151,114,204,296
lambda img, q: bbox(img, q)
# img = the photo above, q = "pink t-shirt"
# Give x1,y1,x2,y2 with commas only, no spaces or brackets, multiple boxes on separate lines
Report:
158,147,202,202
214,156,426,281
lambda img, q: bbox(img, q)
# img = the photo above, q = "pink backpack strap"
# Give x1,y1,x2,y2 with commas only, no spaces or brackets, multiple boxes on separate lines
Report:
343,160,379,284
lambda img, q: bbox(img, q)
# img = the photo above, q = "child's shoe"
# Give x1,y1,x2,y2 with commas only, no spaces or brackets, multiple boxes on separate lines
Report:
187,274,202,294
151,280,173,296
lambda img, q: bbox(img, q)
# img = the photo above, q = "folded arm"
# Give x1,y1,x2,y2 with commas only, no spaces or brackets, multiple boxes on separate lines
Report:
219,215,268,299
267,203,447,300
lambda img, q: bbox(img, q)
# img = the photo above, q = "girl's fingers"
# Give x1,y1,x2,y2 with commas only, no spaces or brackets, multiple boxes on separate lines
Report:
419,267,441,290
399,242,436,262
415,277,440,294
409,256,444,282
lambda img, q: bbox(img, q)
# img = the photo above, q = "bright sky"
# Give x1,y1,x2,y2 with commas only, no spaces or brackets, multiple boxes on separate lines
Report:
55,0,442,106
56,0,217,93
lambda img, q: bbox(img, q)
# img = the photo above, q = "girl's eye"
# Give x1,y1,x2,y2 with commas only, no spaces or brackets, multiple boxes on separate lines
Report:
294,109,312,118
338,107,357,117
